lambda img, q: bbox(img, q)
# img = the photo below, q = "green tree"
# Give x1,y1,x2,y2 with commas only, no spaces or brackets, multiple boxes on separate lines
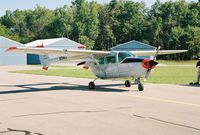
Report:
186,26,200,59
0,24,19,41
42,5,73,38
72,0,100,49
95,5,115,50
0,0,199,60
28,5,55,39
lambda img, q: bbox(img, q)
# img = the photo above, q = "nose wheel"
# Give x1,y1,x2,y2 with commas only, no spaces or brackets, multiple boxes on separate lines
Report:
138,83,144,91
135,78,144,91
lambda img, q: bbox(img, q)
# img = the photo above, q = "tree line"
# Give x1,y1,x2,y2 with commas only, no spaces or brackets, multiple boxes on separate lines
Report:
0,0,199,60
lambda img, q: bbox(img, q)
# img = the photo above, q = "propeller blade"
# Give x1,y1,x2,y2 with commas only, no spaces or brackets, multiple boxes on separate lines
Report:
144,68,151,81
154,46,161,60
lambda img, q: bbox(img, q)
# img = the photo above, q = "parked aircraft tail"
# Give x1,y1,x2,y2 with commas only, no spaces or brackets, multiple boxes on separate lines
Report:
39,55,67,70
39,55,51,70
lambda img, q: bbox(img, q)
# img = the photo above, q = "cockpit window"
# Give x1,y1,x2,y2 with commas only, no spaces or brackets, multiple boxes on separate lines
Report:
105,56,116,64
98,55,116,65
118,52,134,62
98,57,104,65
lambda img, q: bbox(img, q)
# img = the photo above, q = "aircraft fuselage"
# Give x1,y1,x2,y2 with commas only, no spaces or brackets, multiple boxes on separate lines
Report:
89,51,157,79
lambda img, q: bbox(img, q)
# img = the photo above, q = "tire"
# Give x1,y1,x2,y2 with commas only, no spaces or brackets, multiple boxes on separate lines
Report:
138,83,144,91
125,80,131,87
89,82,95,89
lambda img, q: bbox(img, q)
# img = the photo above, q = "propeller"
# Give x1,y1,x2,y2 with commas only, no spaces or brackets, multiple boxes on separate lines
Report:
143,59,158,81
144,46,160,81
144,70,150,81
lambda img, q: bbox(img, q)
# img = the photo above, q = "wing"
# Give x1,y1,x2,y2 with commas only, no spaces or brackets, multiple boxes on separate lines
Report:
131,50,188,56
6,47,110,59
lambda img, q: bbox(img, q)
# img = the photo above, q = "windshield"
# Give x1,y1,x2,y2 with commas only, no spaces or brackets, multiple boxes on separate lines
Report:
118,52,134,62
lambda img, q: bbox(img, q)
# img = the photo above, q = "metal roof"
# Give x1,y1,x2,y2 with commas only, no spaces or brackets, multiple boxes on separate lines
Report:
0,36,24,47
111,40,156,51
0,36,26,65
25,38,64,46
25,38,81,47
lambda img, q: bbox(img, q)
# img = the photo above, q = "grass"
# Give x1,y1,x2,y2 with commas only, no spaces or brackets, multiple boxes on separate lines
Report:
157,60,196,65
13,61,198,84
14,67,95,79
147,66,196,84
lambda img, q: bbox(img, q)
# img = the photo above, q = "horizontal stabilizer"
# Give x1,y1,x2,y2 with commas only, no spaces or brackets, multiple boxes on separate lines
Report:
77,61,86,66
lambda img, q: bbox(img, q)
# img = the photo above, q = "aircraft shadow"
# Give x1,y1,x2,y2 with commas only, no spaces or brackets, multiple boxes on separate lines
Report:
0,82,135,95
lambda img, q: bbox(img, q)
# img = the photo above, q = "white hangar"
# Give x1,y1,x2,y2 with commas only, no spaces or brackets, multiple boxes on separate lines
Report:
25,38,85,64
0,36,26,65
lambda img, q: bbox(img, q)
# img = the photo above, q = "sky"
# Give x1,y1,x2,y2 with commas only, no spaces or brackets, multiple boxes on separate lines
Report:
0,0,198,16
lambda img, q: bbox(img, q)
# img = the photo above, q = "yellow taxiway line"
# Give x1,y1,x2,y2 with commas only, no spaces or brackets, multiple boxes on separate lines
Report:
122,94,200,108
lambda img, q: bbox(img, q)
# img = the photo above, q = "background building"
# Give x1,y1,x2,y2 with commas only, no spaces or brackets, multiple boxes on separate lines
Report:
0,36,26,65
25,38,85,64
111,40,156,51
111,40,156,59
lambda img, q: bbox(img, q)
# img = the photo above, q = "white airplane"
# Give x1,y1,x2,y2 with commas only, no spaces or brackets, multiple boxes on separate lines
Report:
7,46,187,91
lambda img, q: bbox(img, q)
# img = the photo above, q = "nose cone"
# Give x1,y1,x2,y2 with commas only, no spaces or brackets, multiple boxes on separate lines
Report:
142,59,158,69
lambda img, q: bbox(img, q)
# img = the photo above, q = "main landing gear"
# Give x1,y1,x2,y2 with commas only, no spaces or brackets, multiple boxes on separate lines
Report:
125,78,144,91
88,78,98,89
89,78,144,91
89,82,95,89
125,80,131,87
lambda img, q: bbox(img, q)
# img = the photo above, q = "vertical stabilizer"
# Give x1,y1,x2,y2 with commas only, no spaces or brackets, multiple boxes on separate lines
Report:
39,55,51,70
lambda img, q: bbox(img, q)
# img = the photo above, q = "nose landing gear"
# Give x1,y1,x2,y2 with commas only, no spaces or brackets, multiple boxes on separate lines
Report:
135,78,144,91
124,78,144,91
138,83,144,91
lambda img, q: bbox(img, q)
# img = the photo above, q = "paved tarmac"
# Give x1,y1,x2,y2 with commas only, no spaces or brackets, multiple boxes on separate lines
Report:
0,66,200,135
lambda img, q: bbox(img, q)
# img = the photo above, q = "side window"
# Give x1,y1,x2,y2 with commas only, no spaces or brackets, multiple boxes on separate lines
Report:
106,56,116,64
98,57,104,65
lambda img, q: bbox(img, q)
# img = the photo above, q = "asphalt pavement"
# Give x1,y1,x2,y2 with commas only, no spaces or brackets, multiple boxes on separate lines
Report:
0,65,200,135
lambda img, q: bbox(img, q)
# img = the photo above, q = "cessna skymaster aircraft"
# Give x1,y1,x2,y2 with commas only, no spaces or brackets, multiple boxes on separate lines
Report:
7,46,187,91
